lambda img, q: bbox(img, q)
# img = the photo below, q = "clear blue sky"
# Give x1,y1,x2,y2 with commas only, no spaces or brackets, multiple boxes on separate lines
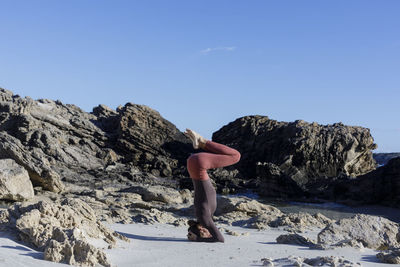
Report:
0,0,399,152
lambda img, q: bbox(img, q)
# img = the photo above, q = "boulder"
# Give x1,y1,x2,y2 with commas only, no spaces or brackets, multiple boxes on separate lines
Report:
120,185,184,204
270,212,333,230
44,239,111,267
212,116,377,198
215,195,282,216
73,183,197,226
0,132,64,192
132,208,186,226
334,157,400,207
317,214,400,249
0,158,34,201
261,256,360,267
0,198,128,266
213,196,335,231
303,256,361,266
377,248,400,264
276,233,316,246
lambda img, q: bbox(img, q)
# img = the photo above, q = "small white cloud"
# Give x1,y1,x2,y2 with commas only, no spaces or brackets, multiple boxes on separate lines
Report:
200,46,236,55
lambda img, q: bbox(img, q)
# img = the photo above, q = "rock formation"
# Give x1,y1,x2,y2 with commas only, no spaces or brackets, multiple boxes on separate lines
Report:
1,87,399,267
377,248,400,264
113,103,192,177
261,256,361,267
212,115,377,198
2,88,394,207
276,233,316,246
0,88,193,196
0,198,128,266
269,212,333,230
333,157,400,207
317,214,400,249
0,158,34,201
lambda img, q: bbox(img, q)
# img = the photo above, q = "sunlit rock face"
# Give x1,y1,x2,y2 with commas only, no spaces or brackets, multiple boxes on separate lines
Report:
212,115,377,198
0,88,193,193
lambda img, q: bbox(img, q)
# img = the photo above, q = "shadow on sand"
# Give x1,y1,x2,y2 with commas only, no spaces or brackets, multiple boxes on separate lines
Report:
1,245,43,259
1,245,32,251
361,254,380,263
117,231,189,242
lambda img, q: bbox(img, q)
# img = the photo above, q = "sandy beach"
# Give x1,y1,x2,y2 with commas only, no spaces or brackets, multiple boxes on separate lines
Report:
1,222,398,267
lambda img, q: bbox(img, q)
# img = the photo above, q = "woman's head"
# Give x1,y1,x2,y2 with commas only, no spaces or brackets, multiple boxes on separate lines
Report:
187,220,211,238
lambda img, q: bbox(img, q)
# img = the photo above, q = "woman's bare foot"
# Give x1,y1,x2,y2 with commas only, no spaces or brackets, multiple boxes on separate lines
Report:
184,129,207,149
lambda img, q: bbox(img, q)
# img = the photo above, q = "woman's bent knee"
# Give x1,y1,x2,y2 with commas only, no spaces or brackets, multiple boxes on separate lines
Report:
232,151,241,164
187,154,199,169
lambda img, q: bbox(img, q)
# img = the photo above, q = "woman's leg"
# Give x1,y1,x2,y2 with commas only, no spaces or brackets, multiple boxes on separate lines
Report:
202,141,241,169
192,179,224,242
187,141,241,180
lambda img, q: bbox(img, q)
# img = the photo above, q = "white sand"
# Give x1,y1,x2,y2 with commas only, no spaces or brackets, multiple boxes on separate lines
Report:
0,223,399,267
106,223,396,267
0,231,67,267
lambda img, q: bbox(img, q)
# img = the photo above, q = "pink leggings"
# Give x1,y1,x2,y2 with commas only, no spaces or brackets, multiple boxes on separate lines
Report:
187,141,241,180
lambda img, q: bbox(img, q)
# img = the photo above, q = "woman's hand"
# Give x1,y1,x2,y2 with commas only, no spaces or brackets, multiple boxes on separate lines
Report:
199,226,212,238
187,231,197,241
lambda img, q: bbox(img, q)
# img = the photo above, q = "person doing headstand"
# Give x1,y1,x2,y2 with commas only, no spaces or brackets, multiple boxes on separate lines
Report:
184,129,241,242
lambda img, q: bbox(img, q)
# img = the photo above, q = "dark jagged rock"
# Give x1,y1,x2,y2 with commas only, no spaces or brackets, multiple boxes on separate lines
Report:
112,103,193,177
212,115,377,198
2,88,396,208
0,88,193,193
276,233,316,246
374,153,400,166
333,157,400,207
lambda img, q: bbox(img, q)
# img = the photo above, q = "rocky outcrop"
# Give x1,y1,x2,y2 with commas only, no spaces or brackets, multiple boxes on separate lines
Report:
0,88,193,194
120,185,186,204
44,239,110,267
317,214,400,249
333,157,400,207
0,198,128,266
114,103,192,177
377,248,400,264
66,183,194,226
261,256,360,267
269,212,333,231
0,159,34,201
66,183,334,232
0,132,64,192
0,89,106,192
276,233,316,246
214,196,283,229
213,196,334,231
215,196,282,216
2,88,392,207
212,116,377,198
